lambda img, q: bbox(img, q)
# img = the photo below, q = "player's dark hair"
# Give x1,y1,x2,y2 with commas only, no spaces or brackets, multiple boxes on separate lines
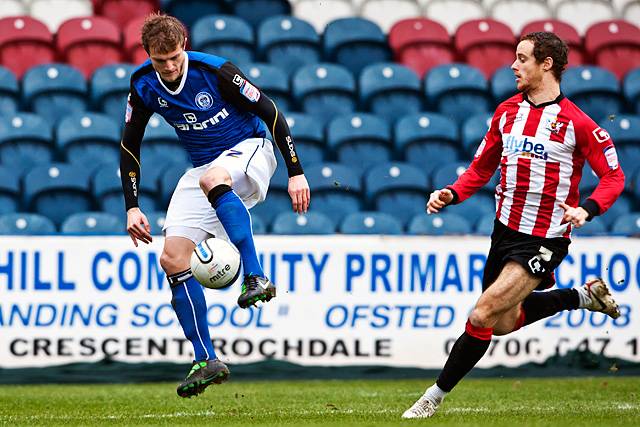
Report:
141,12,187,54
520,32,568,82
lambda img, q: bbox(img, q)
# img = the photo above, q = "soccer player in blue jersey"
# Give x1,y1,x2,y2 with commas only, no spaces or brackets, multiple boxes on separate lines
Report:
119,13,310,397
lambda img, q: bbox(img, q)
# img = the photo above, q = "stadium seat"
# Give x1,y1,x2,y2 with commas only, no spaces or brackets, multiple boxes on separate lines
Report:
624,68,640,113
579,164,600,194
573,216,607,236
293,0,356,34
425,64,491,124
553,0,615,35
0,17,55,79
620,145,640,193
488,0,551,35
30,0,94,33
257,16,319,77
0,1,26,18
91,63,135,120
0,67,19,117
475,212,496,235
339,211,403,235
0,166,20,214
61,211,125,234
243,63,291,112
461,113,493,157
159,162,191,207
141,114,190,166
191,15,255,65
326,113,392,174
22,64,88,123
431,161,470,190
146,210,166,235
24,163,93,226
231,0,292,29
0,113,55,173
92,162,161,215
161,0,230,29
520,20,584,66
323,18,390,76
250,163,290,225
394,113,460,175
388,18,454,78
490,66,518,103
56,113,121,168
364,162,430,225
407,212,472,235
600,114,640,147
359,63,422,123
285,113,325,164
292,63,356,124
455,19,516,79
585,20,640,80
0,213,56,235
305,162,363,224
599,193,633,228
271,211,336,235
56,16,124,78
423,0,486,34
123,16,148,64
359,0,422,34
448,193,496,227
95,0,158,28
610,212,640,236
251,213,267,234
561,66,622,122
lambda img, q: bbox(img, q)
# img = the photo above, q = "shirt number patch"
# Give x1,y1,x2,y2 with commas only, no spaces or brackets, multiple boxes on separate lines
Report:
592,127,610,143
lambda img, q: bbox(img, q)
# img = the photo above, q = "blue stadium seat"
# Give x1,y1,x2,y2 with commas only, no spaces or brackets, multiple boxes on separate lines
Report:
191,15,255,65
292,63,356,124
364,162,429,225
0,213,56,235
394,113,459,175
159,162,192,207
425,63,491,124
305,162,363,224
623,67,640,113
251,213,267,234
431,161,469,190
22,64,87,123
258,16,320,76
490,66,518,104
475,213,496,235
141,114,190,166
599,193,633,228
61,211,125,235
408,213,472,235
561,66,622,121
24,163,93,226
0,66,19,117
93,163,160,216
620,146,640,194
271,211,335,234
0,166,20,214
56,113,121,169
323,17,390,75
0,113,54,173
251,162,290,225
242,63,292,111
359,63,422,123
91,64,136,121
461,113,493,157
161,0,230,29
610,212,640,236
600,114,640,147
326,113,392,174
573,217,608,236
339,211,403,235
146,211,167,235
579,165,600,194
231,0,292,28
286,113,325,164
447,194,495,227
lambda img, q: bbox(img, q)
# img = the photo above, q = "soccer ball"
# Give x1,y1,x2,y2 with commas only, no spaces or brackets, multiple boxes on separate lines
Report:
190,237,241,289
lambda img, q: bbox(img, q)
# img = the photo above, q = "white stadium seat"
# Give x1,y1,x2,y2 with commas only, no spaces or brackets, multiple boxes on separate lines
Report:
424,0,486,34
359,0,423,33
553,0,615,35
30,0,93,32
294,0,356,33
489,0,551,34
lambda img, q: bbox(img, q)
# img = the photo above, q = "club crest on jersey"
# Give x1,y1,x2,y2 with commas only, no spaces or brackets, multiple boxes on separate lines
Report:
546,118,564,134
195,91,213,110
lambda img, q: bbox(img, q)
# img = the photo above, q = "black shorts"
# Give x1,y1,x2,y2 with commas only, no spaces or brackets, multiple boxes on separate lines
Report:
482,219,570,292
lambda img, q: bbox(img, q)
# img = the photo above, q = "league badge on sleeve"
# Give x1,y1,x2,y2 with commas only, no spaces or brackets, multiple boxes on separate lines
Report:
603,145,619,170
125,93,132,123
240,81,261,103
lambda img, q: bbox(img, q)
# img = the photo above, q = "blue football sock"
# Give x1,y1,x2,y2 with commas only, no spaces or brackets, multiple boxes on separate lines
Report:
169,270,216,361
208,185,264,277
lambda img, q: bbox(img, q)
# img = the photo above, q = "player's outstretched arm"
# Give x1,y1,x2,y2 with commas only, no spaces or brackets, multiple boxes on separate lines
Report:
126,207,152,246
426,188,454,214
288,174,310,214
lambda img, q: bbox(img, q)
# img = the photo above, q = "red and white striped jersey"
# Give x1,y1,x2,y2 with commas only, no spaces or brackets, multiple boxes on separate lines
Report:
449,93,625,238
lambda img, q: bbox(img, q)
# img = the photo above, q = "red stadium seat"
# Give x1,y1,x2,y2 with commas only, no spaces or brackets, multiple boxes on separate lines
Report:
520,20,584,67
57,16,123,78
124,16,148,64
585,20,640,79
0,17,55,79
388,18,454,78
94,0,158,28
455,19,516,79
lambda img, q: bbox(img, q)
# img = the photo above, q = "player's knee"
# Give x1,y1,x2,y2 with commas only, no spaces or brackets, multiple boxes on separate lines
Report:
160,250,188,275
469,306,497,329
199,168,231,193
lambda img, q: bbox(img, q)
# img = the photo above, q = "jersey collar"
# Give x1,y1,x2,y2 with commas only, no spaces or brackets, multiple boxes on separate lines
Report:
155,51,189,96
522,92,565,109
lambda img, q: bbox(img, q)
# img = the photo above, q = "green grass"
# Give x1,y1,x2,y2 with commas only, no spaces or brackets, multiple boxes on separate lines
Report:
1,378,639,426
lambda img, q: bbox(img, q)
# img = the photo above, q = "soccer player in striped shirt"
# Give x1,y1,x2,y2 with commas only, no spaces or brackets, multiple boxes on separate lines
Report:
403,32,625,418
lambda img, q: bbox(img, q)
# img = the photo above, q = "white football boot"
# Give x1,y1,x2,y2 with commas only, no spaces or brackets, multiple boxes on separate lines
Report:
402,394,439,419
580,278,620,319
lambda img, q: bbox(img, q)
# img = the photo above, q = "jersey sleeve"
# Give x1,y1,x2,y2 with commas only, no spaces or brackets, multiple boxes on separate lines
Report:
447,107,504,203
119,83,153,211
214,62,303,177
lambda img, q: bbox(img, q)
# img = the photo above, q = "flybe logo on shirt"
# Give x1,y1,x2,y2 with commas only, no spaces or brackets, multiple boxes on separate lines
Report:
503,135,548,160
174,108,229,131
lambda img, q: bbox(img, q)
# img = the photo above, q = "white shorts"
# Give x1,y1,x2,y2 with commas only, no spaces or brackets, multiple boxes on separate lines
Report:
163,138,277,243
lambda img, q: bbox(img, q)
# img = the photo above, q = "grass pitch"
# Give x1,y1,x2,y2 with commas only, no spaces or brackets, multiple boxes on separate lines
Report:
0,377,638,426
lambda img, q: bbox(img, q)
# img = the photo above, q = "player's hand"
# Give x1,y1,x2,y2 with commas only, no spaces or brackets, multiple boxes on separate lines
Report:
288,174,310,214
559,202,589,228
126,207,152,246
426,188,454,214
